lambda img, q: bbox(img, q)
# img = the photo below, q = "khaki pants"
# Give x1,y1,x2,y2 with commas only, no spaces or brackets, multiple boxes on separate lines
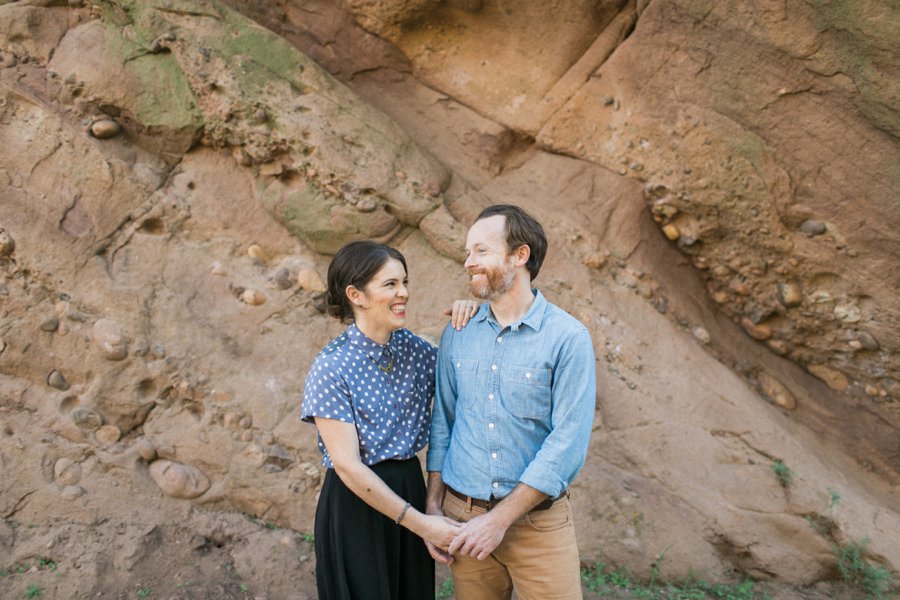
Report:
442,490,583,600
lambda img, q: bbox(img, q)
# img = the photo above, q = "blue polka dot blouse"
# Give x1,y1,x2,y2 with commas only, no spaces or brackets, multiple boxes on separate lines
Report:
301,322,437,468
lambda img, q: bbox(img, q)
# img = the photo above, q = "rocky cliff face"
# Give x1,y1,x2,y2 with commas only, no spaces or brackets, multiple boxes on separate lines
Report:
1,0,897,597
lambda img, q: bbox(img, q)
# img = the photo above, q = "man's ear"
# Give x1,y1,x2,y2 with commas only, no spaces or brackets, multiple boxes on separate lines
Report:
514,244,531,267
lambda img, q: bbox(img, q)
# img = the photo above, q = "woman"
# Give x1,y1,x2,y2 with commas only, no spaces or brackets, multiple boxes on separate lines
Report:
301,240,474,600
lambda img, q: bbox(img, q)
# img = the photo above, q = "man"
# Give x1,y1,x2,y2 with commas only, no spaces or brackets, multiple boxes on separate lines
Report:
425,204,597,599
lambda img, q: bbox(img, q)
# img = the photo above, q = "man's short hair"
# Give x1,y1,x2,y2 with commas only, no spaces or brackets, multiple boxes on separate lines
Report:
475,204,547,280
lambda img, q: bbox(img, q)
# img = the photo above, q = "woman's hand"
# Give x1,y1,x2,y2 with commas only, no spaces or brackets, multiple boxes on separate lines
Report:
443,299,479,330
419,514,463,555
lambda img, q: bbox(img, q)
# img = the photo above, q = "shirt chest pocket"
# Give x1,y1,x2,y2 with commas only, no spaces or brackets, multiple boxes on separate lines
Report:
451,358,479,406
501,365,552,419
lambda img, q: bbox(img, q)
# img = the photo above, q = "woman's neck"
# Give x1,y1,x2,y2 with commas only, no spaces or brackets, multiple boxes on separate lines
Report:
354,318,392,345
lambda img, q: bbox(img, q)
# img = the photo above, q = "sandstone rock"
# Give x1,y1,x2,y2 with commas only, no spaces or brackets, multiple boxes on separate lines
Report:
135,439,157,461
60,485,85,500
95,425,122,445
273,267,294,290
419,206,467,262
72,407,103,431
48,370,70,391
756,371,797,411
857,332,880,351
297,269,326,293
0,228,14,256
247,244,269,264
776,282,802,307
40,316,60,332
807,364,849,392
691,326,711,344
740,318,772,341
799,220,827,237
54,458,82,486
149,460,210,499
241,289,267,305
92,318,128,361
90,119,122,139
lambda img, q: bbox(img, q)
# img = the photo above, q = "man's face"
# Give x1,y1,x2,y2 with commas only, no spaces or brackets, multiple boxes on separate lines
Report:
464,215,517,300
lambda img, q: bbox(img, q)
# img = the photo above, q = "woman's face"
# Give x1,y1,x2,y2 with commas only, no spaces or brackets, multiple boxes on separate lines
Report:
352,258,409,340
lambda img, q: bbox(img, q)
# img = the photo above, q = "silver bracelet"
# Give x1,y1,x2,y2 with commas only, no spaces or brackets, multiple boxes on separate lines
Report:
395,501,412,525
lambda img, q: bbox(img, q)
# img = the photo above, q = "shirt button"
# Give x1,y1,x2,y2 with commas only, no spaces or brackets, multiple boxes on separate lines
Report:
525,372,532,379
488,393,494,400
492,482,499,488
496,337,503,343
456,362,461,368
488,423,495,429
491,364,497,371
491,452,497,459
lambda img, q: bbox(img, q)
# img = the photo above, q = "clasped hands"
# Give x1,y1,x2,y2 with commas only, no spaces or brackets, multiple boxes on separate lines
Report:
424,511,508,565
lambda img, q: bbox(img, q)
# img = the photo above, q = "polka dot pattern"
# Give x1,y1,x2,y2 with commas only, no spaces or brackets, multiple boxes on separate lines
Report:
301,322,437,468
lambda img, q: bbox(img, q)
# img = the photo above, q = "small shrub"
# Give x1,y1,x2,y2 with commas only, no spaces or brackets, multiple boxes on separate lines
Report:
835,539,893,599
25,584,42,598
136,588,151,598
435,575,454,599
771,460,794,487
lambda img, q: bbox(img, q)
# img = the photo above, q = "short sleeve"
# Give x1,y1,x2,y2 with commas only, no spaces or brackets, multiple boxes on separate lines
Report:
301,355,354,424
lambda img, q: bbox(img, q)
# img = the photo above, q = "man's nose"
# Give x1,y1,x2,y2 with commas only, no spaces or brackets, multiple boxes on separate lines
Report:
464,254,475,269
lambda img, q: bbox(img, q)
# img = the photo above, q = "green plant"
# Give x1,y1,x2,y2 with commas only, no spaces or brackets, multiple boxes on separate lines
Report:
580,560,769,599
435,574,454,599
25,584,42,598
136,588,151,598
240,583,249,593
302,532,315,544
0,570,8,578
827,488,842,511
771,460,794,488
37,558,56,572
835,539,893,599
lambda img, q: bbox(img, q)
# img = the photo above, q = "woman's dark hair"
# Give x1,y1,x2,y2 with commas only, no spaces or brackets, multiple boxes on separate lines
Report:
325,241,407,322
475,204,547,280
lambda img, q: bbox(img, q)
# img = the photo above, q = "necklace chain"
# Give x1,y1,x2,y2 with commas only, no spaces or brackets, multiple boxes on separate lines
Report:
372,350,393,373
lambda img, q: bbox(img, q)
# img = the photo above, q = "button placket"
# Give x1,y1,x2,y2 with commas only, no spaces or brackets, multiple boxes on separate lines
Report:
487,325,505,492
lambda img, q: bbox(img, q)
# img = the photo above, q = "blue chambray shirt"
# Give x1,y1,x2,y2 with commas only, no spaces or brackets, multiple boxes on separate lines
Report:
426,290,597,499
301,322,436,468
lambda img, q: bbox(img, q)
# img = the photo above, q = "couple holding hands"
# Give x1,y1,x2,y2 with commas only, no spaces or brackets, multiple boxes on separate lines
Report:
301,204,597,600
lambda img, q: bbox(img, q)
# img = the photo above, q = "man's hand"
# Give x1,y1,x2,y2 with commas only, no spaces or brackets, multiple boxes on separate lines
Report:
447,512,508,560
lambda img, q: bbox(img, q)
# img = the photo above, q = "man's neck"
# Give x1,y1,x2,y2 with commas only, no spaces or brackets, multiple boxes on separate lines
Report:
489,278,535,328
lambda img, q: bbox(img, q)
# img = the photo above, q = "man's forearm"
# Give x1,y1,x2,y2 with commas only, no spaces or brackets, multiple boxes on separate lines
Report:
489,483,548,529
426,471,446,514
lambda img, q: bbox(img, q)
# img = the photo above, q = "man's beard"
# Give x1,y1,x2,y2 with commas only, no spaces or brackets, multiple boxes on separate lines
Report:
469,259,516,300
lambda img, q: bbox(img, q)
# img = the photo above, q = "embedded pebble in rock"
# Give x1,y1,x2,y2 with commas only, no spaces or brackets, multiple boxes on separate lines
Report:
809,290,832,303
241,289,267,305
149,459,210,499
662,224,680,241
274,267,294,289
61,485,85,500
834,303,861,323
756,371,797,411
247,244,269,264
857,332,880,351
223,412,241,428
865,385,880,397
54,458,82,486
355,197,378,213
135,439,157,461
92,318,128,360
48,370,70,391
807,364,849,391
152,343,166,359
776,282,803,307
210,261,228,276
740,318,772,341
0,228,15,256
240,430,254,442
799,220,827,236
239,416,252,429
90,118,121,139
691,326,711,344
72,407,103,431
297,268,326,293
582,253,607,269
40,317,60,332
95,425,122,445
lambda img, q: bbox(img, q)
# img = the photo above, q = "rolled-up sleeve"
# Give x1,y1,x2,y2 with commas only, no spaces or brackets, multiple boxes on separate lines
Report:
426,324,457,472
519,327,597,497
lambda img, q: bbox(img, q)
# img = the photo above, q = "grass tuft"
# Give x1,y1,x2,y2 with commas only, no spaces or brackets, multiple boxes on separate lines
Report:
835,539,893,599
771,460,794,488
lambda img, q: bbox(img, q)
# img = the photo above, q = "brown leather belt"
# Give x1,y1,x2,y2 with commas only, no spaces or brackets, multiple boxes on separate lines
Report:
446,486,568,512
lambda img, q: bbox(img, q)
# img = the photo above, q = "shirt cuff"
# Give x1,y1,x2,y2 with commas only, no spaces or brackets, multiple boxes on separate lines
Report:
519,463,566,498
425,447,446,472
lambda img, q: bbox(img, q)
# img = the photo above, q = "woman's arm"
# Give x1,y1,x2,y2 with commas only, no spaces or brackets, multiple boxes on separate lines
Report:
315,417,461,550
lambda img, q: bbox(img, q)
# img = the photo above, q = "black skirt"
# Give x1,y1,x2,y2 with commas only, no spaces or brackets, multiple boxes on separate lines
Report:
314,456,434,600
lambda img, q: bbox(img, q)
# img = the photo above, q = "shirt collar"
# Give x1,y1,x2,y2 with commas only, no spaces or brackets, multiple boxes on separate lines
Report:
477,289,547,332
347,322,400,359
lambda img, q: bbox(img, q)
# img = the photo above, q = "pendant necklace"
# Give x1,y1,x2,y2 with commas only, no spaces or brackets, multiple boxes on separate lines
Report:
371,349,394,374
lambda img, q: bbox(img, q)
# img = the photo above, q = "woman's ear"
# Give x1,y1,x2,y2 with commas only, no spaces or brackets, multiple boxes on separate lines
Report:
346,285,366,309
